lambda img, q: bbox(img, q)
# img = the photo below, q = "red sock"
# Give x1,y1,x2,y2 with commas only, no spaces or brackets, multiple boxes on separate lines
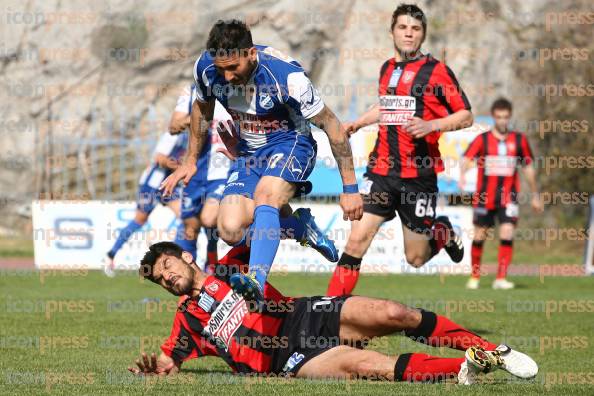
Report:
326,253,361,296
471,240,484,278
395,353,464,382
206,251,218,274
497,240,513,279
406,310,498,351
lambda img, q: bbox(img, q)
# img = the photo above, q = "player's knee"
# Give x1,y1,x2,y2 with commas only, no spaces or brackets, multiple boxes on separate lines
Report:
383,301,409,323
405,251,427,268
384,301,420,328
218,217,245,245
254,191,281,207
200,211,217,229
134,212,149,224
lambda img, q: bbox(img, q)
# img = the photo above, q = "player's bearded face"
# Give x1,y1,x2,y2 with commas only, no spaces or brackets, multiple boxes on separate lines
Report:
214,48,257,86
158,253,195,296
391,15,424,58
493,109,512,133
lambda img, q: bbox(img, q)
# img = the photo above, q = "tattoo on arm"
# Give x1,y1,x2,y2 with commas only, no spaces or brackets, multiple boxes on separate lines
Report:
187,101,213,163
312,107,356,184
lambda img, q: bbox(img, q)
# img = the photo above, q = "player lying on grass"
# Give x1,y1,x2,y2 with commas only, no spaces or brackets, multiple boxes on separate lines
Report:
128,242,538,384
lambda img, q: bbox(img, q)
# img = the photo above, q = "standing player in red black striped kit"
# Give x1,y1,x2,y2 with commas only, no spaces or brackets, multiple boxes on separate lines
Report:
127,241,538,384
460,98,543,290
327,4,473,296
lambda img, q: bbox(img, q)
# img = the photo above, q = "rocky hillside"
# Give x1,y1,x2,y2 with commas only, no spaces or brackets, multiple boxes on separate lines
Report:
1,0,591,233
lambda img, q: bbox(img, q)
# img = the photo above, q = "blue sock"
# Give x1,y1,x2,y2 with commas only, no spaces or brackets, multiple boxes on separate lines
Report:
249,205,280,286
280,215,306,241
108,220,143,258
174,222,197,260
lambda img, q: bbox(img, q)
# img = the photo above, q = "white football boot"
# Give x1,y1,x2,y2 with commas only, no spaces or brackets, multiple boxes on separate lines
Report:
102,255,116,278
459,345,538,385
466,277,480,290
492,278,515,290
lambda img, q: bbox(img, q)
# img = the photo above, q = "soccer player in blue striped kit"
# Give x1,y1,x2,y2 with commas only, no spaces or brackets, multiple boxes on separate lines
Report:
102,130,187,277
161,20,363,304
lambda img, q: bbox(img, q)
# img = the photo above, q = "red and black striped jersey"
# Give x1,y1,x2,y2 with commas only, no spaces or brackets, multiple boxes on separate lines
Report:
463,130,534,209
369,55,471,178
160,246,291,374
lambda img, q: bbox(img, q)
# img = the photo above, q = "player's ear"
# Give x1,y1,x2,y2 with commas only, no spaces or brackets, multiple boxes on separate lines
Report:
248,46,257,61
181,251,194,265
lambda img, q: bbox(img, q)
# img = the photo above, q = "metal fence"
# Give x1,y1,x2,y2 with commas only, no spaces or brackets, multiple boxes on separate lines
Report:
36,104,161,201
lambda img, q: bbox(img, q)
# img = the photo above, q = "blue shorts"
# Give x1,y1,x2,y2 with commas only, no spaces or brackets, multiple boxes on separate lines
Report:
223,136,316,199
137,185,181,214
181,177,227,220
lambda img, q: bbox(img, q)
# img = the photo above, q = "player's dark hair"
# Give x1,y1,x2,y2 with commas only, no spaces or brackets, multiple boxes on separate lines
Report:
491,97,513,113
391,4,427,37
139,241,183,283
206,19,253,58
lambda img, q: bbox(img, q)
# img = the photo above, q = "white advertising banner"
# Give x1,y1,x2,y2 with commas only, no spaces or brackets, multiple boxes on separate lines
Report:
32,201,472,274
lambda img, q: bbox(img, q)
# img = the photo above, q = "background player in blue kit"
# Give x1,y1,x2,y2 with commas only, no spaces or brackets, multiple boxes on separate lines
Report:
161,20,363,302
169,84,232,271
102,131,187,277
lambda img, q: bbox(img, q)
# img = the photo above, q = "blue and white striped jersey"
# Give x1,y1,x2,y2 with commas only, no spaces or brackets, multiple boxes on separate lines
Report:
193,45,325,155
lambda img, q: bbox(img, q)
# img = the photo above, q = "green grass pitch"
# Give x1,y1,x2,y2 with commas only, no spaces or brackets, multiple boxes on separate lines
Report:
1,271,593,395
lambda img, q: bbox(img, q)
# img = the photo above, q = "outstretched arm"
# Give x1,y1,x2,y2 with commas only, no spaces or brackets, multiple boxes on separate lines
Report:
347,104,380,136
405,109,473,139
154,153,180,171
128,351,181,376
310,106,363,221
169,111,190,134
160,99,215,195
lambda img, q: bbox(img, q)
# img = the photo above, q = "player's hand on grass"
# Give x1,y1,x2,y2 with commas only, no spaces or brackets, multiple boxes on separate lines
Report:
340,192,364,221
128,352,176,376
160,162,197,196
216,120,240,160
531,195,544,213
405,117,438,138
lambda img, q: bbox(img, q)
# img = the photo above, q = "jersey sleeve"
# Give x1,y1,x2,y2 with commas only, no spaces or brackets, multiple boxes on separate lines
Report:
154,132,179,156
174,85,193,114
433,62,471,114
161,306,217,362
518,133,534,166
193,51,214,103
285,71,325,119
463,134,484,159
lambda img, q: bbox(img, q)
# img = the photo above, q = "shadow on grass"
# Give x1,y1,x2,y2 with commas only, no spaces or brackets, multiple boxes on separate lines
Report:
182,368,233,375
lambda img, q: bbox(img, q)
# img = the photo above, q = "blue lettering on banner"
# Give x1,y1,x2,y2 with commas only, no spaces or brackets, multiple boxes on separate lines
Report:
54,218,93,249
